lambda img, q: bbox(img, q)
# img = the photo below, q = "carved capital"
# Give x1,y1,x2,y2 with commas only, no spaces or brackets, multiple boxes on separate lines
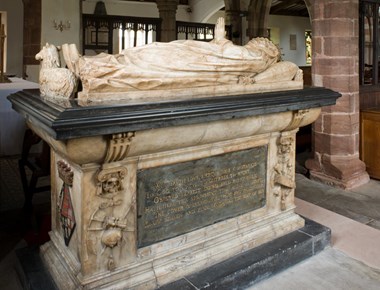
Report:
104,132,135,163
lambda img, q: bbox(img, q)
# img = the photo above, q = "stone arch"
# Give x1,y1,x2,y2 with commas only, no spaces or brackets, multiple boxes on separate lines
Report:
246,0,272,38
191,0,224,23
246,0,311,38
303,0,312,19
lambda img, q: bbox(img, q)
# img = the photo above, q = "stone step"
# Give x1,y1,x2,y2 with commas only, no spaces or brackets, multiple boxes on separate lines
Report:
159,217,330,290
14,217,330,290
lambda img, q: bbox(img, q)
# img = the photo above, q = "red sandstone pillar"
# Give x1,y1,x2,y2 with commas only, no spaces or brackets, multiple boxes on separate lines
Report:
156,0,178,42
305,0,369,189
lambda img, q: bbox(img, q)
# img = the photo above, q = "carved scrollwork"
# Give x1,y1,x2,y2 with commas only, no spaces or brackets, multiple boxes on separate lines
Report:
104,132,135,163
272,135,295,211
284,109,310,131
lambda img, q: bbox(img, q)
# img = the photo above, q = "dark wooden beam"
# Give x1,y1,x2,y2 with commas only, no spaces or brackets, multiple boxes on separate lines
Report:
270,0,308,17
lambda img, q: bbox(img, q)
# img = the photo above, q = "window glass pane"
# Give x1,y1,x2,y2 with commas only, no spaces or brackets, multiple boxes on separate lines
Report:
364,3,374,84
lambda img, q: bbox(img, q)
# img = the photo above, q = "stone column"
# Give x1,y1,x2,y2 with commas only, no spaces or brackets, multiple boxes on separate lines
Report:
224,0,242,44
246,0,271,38
305,0,369,189
156,0,178,42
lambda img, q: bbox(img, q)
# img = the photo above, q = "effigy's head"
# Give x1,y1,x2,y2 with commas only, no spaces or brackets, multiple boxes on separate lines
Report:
246,38,281,61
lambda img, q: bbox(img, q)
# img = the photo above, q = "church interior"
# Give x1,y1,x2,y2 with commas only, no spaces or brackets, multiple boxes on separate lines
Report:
1,0,380,289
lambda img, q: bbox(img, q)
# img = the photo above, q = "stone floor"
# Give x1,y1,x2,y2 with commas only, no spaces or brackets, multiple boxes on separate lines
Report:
1,154,380,289
296,173,380,230
253,247,380,290
252,174,380,289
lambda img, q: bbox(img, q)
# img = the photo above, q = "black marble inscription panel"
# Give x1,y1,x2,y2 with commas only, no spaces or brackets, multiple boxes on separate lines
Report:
137,146,267,247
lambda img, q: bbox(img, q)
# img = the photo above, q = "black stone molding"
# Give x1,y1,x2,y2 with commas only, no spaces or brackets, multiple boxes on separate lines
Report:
8,87,341,140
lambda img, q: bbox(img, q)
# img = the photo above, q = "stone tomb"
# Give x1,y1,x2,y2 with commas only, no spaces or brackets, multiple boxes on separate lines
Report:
8,87,340,289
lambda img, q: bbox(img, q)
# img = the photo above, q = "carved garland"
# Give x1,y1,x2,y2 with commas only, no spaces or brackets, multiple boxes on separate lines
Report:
272,135,295,211
88,166,134,271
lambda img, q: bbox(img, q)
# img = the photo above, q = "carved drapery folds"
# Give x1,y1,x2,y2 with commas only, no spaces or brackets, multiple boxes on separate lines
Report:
272,134,295,211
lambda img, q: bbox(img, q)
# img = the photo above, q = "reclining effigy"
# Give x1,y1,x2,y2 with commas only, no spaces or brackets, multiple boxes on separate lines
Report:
37,18,303,102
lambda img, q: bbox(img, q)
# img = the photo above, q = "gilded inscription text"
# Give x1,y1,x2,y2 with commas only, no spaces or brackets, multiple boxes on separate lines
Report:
137,146,267,247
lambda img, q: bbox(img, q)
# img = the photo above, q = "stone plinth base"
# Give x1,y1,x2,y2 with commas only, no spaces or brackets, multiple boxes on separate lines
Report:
161,218,330,290
40,212,304,289
306,156,370,190
309,171,370,190
15,219,330,290
7,88,340,290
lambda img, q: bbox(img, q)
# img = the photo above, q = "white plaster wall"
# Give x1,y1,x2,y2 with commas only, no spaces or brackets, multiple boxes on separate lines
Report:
0,0,23,77
268,15,311,67
24,0,83,82
206,10,225,25
41,0,81,48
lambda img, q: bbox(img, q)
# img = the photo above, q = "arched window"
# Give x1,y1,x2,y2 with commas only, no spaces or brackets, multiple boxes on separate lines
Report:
359,0,380,85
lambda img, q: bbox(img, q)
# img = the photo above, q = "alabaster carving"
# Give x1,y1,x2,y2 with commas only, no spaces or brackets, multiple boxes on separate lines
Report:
285,109,310,131
59,18,302,102
32,106,325,289
96,167,128,198
273,134,295,211
36,43,77,99
104,133,136,163
89,166,134,271
56,160,76,246
57,160,74,185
